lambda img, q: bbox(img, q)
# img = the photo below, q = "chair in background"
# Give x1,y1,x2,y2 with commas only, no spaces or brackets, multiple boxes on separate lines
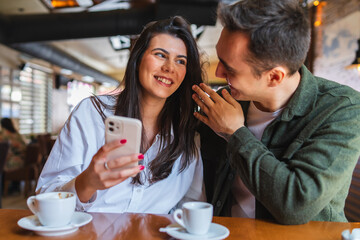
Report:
345,156,360,221
0,141,10,208
3,143,41,198
37,133,53,168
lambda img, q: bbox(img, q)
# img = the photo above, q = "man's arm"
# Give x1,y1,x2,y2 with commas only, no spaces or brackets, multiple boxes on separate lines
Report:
192,82,360,224
227,103,360,224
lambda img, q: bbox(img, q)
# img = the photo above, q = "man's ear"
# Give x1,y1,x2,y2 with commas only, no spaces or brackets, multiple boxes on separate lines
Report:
267,67,286,87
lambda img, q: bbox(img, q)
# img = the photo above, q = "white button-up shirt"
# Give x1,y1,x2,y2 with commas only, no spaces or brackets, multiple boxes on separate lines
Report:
36,96,205,214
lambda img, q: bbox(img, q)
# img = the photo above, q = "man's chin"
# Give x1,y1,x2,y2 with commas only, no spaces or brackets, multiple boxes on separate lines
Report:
229,91,242,101
231,93,249,101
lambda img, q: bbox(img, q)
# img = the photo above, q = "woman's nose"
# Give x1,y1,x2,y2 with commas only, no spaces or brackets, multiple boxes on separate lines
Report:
161,60,174,73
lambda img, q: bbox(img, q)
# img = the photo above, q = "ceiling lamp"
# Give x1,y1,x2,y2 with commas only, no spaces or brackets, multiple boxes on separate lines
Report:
346,39,360,71
48,0,94,8
49,0,79,8
109,36,131,51
313,0,320,7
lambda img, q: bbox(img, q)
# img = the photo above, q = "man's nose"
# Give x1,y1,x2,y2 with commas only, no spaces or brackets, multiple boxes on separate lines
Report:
215,62,226,78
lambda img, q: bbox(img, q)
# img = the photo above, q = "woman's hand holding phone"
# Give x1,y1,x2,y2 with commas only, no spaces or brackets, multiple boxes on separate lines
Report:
75,139,144,203
75,116,143,203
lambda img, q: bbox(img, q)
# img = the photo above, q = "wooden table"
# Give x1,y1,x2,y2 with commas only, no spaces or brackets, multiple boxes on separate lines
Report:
1,209,359,239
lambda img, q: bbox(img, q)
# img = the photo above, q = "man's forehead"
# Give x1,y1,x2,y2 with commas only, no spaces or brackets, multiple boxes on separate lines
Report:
216,29,250,61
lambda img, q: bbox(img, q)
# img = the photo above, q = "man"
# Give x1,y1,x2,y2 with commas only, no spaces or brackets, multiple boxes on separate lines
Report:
193,0,360,225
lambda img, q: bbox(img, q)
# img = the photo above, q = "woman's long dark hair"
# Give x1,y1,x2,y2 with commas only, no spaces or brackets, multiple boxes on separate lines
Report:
92,16,205,184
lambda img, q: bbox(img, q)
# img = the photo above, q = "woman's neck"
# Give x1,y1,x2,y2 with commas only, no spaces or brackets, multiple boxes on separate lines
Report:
139,95,166,150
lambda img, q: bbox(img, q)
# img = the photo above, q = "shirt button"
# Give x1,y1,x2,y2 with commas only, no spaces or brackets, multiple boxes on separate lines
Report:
136,189,142,193
216,201,222,207
228,173,234,180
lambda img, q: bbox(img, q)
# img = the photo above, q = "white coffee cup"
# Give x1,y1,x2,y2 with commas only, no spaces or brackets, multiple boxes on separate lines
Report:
27,192,76,227
173,201,213,235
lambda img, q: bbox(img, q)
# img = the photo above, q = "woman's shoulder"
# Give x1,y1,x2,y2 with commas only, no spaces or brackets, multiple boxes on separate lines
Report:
64,95,116,131
0,130,24,144
0,129,13,138
77,95,114,106
72,95,115,115
95,94,116,105
0,130,7,141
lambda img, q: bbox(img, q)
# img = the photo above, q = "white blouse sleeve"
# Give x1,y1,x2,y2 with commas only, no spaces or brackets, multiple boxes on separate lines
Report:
35,97,107,211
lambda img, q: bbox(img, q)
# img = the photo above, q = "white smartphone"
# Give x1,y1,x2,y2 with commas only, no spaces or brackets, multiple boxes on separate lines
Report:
105,116,142,171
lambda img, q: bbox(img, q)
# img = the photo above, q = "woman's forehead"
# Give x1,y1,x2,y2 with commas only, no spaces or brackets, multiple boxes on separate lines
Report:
147,34,187,54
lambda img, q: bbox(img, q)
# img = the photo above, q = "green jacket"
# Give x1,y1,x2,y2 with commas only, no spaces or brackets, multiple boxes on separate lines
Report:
200,65,360,225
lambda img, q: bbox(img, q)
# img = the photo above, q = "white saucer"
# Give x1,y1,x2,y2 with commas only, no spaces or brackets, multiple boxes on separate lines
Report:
164,223,230,240
17,212,93,236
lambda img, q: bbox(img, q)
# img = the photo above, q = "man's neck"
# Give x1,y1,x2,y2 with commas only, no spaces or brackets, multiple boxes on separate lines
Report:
254,71,301,112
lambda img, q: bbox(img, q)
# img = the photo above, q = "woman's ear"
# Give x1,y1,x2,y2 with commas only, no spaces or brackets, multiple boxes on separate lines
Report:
268,67,286,87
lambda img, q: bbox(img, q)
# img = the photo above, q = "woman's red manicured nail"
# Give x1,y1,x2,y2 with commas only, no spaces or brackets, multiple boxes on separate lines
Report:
139,165,145,170
138,154,144,160
120,139,127,144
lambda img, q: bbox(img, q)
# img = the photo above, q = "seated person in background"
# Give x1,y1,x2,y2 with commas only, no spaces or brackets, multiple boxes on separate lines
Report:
36,16,206,213
0,118,26,171
193,0,360,224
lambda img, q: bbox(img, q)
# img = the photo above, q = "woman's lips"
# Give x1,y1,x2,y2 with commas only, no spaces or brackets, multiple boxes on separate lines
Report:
155,76,173,85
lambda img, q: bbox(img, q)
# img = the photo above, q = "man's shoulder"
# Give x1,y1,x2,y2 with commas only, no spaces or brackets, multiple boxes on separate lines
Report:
316,77,360,105
299,65,360,105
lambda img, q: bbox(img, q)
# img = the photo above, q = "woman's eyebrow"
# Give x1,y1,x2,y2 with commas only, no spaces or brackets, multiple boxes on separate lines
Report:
151,48,187,59
178,54,187,59
152,48,168,54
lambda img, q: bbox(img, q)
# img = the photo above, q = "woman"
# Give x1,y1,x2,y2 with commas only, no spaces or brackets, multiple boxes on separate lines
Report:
36,16,206,214
0,118,26,171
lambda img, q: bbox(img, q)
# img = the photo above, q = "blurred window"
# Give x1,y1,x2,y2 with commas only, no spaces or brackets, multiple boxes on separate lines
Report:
0,67,21,118
67,80,95,112
0,65,53,135
18,65,53,134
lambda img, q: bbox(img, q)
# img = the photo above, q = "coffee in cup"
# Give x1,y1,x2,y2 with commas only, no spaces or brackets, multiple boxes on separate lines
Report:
173,201,213,235
27,192,76,227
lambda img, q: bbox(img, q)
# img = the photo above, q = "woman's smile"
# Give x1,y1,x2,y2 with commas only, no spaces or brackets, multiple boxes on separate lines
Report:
154,75,173,86
138,33,187,101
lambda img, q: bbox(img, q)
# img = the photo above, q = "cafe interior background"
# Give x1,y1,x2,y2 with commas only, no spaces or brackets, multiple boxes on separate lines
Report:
0,0,359,219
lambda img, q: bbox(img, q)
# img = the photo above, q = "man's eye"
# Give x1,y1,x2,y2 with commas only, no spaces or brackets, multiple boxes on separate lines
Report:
226,67,235,74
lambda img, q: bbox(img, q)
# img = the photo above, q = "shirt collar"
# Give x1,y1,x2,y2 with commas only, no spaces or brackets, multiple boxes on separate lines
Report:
238,65,317,123
280,65,317,121
154,124,174,141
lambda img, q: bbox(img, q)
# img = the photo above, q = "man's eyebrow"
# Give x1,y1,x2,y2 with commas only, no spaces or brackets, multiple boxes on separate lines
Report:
218,57,236,72
151,48,187,59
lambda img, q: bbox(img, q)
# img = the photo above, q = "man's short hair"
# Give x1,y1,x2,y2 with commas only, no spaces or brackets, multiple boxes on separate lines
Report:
218,0,311,77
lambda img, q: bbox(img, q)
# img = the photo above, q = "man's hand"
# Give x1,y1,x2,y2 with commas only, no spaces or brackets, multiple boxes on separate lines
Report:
192,83,245,141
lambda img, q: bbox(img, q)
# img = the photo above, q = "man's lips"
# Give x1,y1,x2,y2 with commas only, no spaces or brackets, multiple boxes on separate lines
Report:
227,79,232,87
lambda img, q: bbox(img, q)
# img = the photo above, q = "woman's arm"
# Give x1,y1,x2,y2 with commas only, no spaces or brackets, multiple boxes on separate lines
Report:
36,97,143,208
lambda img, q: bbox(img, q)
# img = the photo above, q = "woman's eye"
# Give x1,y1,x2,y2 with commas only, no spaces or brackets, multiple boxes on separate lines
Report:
155,52,165,58
177,59,186,65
